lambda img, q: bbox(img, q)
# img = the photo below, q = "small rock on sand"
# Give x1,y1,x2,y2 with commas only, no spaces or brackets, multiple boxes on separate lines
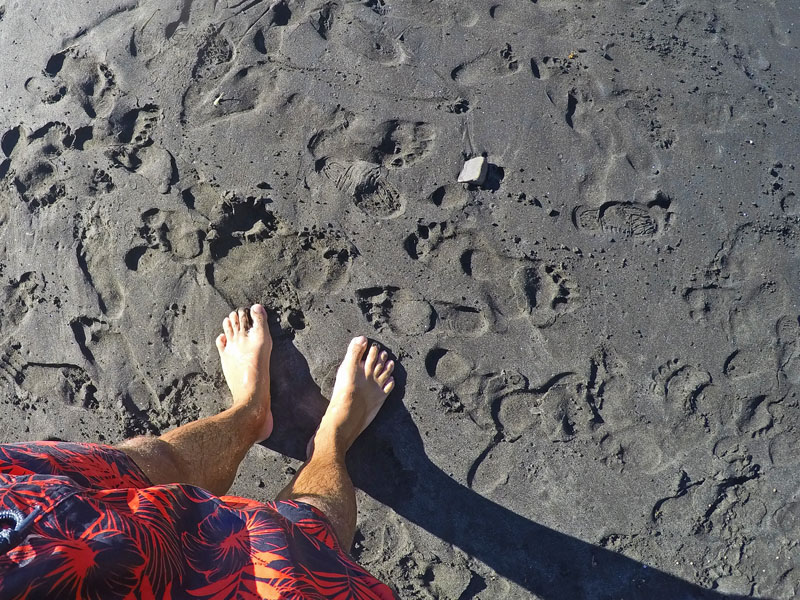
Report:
457,156,488,185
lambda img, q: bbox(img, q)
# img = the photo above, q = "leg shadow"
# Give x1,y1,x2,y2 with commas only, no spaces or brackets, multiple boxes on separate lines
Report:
264,335,764,600
262,324,328,460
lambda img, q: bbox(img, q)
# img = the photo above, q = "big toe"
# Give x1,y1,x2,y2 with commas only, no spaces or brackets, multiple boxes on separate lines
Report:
250,304,266,330
345,336,369,365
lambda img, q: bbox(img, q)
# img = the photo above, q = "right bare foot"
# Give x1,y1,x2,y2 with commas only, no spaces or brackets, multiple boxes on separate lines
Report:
313,336,395,455
216,304,273,443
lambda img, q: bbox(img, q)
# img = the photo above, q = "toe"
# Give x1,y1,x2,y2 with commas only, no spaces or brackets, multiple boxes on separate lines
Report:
383,378,395,395
238,307,252,331
346,336,368,363
340,337,368,375
223,317,234,340
229,310,240,334
377,360,394,384
373,352,386,377
375,351,389,378
364,343,379,374
251,304,266,330
216,333,227,353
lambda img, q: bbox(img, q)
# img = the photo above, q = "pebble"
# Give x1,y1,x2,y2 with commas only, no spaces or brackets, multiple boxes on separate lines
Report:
458,156,488,185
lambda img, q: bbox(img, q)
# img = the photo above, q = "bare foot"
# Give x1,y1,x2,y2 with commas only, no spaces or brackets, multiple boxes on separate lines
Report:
216,304,273,442
313,336,395,455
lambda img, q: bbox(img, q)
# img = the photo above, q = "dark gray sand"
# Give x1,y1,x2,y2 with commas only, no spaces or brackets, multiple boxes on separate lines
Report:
1,1,798,598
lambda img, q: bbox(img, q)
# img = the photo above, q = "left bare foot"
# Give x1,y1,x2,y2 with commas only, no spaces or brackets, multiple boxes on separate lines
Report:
216,304,273,442
311,336,394,455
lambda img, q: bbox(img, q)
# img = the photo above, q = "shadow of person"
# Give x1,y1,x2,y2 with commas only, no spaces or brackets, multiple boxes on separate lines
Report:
263,332,764,600
262,324,328,459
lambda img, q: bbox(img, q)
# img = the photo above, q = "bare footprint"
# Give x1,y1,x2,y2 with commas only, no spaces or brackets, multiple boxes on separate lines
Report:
312,337,395,455
215,304,273,442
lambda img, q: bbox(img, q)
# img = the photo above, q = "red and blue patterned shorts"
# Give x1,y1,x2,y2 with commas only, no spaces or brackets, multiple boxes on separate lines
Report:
0,442,396,599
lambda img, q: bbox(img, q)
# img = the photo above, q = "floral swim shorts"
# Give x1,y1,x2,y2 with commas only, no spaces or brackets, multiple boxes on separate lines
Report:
0,441,396,599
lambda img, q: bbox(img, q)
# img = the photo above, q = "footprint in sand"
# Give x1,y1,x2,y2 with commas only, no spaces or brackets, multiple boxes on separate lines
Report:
599,429,664,474
427,184,469,209
180,26,234,124
149,372,220,431
18,364,98,410
1,122,74,212
124,208,206,272
685,223,799,388
649,359,727,447
530,56,575,81
86,168,115,196
466,370,598,495
459,246,580,328
318,159,404,219
512,263,579,327
769,431,800,467
404,221,453,261
75,211,127,319
0,272,46,332
356,286,436,336
332,3,407,66
451,43,520,85
495,371,590,445
370,120,437,169
67,315,165,426
309,116,437,219
181,20,294,125
355,286,491,338
310,113,437,168
0,343,98,411
25,48,118,118
425,347,474,387
17,51,174,197
403,225,581,330
203,193,354,332
435,302,491,338
572,193,672,240
652,359,712,416
106,103,176,194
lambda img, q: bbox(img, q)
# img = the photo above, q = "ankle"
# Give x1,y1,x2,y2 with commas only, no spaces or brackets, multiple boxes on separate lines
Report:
317,398,364,449
233,386,269,409
310,423,349,459
227,402,266,444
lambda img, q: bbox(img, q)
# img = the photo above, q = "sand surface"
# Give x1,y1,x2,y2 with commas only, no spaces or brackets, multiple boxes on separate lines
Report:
0,1,798,598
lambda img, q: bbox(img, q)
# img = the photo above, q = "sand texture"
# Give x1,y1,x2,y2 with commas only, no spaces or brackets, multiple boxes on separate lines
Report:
1,0,799,598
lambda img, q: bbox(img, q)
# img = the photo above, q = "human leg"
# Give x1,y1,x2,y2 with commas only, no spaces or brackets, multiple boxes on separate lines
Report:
117,304,272,497
277,336,395,550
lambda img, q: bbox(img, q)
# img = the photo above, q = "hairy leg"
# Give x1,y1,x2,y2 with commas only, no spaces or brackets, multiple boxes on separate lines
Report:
117,405,262,496
277,432,357,549
118,304,273,497
277,337,395,549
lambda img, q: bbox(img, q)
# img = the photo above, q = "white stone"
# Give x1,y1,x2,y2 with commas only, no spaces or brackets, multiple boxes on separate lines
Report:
457,156,488,185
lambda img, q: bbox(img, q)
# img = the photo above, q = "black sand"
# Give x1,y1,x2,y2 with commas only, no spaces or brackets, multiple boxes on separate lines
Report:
0,1,798,598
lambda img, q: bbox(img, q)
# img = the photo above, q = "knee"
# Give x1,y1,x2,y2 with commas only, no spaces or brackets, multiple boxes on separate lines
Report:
117,436,186,485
